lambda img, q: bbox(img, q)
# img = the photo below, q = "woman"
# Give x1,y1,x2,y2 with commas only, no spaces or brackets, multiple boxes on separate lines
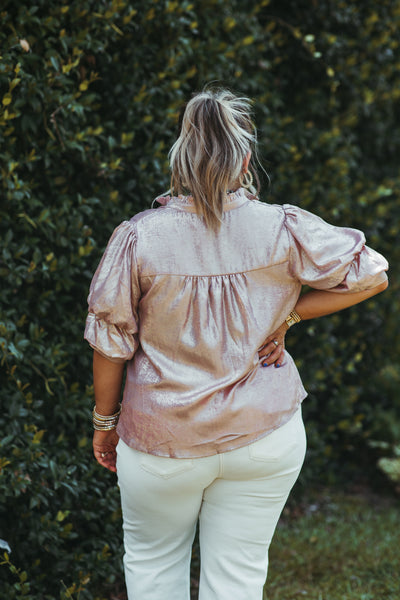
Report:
84,89,388,600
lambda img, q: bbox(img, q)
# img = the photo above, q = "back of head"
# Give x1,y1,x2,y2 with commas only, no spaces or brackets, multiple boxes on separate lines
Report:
169,89,258,230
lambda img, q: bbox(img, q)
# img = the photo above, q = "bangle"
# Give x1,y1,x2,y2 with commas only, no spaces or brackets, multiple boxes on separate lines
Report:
92,404,121,431
285,310,301,329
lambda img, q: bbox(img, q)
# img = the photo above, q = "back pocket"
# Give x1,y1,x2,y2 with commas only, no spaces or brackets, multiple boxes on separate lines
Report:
140,454,195,479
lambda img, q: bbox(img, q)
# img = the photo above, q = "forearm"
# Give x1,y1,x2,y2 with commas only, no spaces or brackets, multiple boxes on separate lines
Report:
262,279,388,368
93,350,125,415
294,279,388,321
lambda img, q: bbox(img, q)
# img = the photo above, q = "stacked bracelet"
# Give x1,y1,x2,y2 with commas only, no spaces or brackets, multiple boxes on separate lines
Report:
285,310,302,328
92,404,121,431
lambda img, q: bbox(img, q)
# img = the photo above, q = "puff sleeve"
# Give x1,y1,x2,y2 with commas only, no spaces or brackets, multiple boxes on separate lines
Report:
283,205,388,292
84,221,140,362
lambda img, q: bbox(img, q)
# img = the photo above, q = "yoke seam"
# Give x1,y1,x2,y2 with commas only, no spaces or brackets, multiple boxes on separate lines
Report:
140,259,289,280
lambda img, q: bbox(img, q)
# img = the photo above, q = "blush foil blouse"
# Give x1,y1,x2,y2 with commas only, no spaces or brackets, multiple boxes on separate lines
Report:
84,188,388,458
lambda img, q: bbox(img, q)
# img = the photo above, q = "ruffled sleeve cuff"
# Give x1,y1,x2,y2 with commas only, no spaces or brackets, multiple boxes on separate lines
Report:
283,204,388,292
84,312,137,363
331,246,388,293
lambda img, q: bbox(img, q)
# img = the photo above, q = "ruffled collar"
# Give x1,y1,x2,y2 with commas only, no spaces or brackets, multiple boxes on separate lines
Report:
154,188,257,212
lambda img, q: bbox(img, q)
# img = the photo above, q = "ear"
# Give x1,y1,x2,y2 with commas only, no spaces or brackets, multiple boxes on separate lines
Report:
243,150,251,173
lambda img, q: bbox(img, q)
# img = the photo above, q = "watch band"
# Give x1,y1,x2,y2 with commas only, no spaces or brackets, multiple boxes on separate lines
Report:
285,310,301,328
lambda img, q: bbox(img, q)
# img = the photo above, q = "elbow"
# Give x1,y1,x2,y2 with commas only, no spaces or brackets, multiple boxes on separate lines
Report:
372,278,389,295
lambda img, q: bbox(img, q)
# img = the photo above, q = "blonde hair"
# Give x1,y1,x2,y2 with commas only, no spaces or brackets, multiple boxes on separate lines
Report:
169,89,259,230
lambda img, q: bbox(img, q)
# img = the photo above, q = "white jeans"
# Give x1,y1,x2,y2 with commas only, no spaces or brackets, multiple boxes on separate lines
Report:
116,407,306,600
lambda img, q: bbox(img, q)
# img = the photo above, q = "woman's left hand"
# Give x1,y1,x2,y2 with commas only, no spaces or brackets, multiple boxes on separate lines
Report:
93,429,119,473
258,321,288,368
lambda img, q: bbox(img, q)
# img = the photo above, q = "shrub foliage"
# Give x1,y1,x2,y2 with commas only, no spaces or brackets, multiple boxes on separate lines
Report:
1,0,399,597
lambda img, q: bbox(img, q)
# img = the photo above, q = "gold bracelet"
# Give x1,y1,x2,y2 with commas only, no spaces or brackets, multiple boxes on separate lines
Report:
93,422,118,431
92,404,121,431
285,310,301,328
93,407,121,421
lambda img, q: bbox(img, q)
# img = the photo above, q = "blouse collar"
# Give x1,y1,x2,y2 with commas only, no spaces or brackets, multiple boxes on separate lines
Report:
154,188,256,212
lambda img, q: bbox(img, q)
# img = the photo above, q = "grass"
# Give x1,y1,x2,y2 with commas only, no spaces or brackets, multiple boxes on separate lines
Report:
264,489,400,600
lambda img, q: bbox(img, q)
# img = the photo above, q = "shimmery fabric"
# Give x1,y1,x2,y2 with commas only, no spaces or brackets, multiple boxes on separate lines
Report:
84,189,388,458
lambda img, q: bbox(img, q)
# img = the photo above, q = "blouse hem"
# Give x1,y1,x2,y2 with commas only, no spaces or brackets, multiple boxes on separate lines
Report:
116,395,306,459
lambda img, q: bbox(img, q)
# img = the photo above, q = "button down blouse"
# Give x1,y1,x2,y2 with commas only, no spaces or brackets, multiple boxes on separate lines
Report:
84,188,388,458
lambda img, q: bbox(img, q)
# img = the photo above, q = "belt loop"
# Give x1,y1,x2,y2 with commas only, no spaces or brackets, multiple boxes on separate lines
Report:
218,452,224,477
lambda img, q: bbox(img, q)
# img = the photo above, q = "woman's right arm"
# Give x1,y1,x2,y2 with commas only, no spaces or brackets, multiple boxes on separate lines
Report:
259,204,389,366
259,279,388,367
294,279,388,321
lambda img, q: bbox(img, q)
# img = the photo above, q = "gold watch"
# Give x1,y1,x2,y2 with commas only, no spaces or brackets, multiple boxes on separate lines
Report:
285,310,301,328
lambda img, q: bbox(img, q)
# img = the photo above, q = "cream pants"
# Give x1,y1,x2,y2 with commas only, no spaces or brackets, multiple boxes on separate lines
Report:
116,407,306,600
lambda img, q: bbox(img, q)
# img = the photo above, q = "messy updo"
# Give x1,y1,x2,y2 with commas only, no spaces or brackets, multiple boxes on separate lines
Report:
169,89,259,229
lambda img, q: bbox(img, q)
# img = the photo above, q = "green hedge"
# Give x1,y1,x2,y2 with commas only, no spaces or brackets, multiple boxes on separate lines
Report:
1,0,399,597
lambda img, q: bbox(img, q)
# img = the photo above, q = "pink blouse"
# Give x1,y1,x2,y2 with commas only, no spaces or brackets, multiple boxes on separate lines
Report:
84,188,388,458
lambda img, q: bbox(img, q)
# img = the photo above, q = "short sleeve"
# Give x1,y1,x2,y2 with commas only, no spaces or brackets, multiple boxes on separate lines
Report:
84,221,140,362
283,205,388,292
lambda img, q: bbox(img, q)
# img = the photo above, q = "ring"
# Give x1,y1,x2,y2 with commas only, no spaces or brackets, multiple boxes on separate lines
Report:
273,340,279,346
101,452,108,458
